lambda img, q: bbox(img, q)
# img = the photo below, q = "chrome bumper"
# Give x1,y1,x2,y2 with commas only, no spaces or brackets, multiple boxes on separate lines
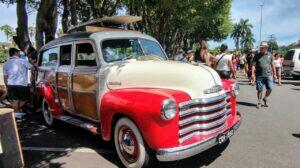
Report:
156,118,241,162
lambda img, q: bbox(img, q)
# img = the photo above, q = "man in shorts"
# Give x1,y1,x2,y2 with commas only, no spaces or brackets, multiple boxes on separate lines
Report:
3,48,33,120
251,42,276,109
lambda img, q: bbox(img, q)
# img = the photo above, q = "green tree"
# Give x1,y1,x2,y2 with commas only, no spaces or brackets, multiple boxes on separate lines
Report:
230,23,242,50
241,29,255,52
268,35,279,52
231,19,253,51
0,24,15,42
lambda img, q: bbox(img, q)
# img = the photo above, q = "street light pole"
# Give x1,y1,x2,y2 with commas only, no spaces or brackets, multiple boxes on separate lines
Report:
259,4,264,44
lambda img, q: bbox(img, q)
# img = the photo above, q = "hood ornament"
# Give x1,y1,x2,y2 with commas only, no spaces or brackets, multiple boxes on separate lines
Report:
204,85,223,94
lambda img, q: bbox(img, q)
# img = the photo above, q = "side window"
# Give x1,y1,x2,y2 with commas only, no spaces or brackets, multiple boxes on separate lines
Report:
60,45,72,65
39,47,58,67
75,43,97,66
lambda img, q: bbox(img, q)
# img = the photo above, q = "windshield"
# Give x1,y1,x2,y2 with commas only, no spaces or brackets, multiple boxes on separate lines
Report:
102,38,166,62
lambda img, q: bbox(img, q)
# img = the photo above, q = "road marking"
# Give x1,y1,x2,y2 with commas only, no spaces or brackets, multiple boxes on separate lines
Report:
22,147,113,154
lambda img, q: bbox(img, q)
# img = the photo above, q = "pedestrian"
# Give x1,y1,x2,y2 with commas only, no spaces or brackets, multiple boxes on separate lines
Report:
214,44,234,79
194,40,214,67
239,54,246,75
232,54,238,79
174,49,187,62
246,50,256,85
3,48,33,120
251,42,276,109
274,53,282,85
186,50,195,63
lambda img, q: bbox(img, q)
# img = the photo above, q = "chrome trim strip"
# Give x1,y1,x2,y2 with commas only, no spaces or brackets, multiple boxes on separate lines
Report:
179,94,227,108
179,109,227,127
157,118,241,162
179,115,227,136
179,123,226,143
180,100,227,117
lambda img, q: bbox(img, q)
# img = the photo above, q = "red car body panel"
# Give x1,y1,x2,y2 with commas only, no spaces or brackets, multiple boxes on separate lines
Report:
100,88,190,150
37,81,62,116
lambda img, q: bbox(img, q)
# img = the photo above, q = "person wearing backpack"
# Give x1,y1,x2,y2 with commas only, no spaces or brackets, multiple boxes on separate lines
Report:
214,44,234,79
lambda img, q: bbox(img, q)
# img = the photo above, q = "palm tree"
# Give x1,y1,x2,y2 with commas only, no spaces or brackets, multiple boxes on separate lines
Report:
239,19,253,39
230,19,253,51
241,29,255,51
230,23,242,50
0,24,14,42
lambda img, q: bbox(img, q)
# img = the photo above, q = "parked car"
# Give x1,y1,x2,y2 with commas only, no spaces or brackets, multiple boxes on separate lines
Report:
34,16,241,168
283,49,300,79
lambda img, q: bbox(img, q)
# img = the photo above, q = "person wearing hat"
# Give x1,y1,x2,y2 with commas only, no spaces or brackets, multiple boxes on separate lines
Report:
3,48,33,120
251,42,276,109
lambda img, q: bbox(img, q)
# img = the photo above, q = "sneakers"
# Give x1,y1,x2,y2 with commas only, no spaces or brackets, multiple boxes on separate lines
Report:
263,98,268,107
256,103,262,109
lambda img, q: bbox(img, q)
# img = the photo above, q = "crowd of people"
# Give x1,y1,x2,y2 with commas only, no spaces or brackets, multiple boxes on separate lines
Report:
172,41,285,108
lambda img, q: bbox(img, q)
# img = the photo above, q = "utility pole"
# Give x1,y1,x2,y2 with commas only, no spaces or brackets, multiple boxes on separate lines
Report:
259,4,264,44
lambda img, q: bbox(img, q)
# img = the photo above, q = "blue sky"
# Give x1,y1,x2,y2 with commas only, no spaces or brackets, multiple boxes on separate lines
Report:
0,0,300,49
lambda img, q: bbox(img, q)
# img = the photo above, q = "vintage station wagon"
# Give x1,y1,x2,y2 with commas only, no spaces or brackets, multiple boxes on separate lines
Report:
35,16,241,168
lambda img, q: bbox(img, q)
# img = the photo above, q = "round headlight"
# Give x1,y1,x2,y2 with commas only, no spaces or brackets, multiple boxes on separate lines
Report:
161,99,177,120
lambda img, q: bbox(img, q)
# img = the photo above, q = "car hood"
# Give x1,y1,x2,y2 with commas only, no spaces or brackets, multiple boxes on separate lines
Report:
106,60,224,99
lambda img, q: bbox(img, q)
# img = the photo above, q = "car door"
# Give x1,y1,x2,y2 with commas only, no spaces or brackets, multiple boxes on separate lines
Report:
57,44,73,112
71,41,99,121
294,50,300,72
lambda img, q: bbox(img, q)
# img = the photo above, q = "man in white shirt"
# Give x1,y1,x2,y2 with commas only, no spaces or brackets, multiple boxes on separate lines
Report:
215,44,234,79
3,48,33,120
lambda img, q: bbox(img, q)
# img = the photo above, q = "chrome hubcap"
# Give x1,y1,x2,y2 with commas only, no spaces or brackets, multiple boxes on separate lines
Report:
118,126,139,163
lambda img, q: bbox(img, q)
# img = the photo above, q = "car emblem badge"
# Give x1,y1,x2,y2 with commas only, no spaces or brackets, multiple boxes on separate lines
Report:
108,82,122,86
204,85,223,94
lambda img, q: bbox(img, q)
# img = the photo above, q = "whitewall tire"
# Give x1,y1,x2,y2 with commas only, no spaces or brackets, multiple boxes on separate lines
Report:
114,118,154,168
42,98,54,126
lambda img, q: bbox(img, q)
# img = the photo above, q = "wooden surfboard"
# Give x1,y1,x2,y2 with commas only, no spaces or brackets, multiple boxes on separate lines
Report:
68,15,142,33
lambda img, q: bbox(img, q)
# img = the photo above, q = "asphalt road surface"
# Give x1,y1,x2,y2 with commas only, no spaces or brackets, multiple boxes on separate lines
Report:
6,75,300,168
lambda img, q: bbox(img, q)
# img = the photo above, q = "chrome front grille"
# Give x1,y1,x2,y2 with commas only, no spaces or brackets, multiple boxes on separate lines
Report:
178,93,231,143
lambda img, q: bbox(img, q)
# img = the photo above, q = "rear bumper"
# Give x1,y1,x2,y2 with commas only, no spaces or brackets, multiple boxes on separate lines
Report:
156,114,241,162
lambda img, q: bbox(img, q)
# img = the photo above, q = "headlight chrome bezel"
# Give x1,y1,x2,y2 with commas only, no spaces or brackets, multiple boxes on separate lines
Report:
232,83,239,97
161,98,178,120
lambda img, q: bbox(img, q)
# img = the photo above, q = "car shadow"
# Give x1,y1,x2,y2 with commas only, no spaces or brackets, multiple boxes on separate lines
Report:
156,141,229,168
237,101,257,107
292,134,300,139
292,88,300,91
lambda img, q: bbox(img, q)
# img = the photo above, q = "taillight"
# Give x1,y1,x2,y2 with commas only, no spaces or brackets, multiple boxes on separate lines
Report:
291,62,295,67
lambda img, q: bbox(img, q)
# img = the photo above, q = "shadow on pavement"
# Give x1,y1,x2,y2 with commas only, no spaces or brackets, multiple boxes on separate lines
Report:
292,134,300,139
292,88,300,91
237,101,257,107
156,141,229,168
19,113,120,168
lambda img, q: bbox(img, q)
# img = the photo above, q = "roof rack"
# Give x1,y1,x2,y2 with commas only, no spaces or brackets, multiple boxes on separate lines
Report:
67,15,142,33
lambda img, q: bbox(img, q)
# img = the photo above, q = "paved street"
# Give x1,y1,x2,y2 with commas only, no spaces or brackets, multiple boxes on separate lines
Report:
5,75,300,168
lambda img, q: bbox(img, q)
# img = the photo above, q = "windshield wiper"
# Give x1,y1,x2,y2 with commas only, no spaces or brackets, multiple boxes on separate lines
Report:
122,55,136,61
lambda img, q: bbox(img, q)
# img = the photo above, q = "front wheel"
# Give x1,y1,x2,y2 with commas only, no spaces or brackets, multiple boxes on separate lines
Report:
42,98,54,126
114,118,155,168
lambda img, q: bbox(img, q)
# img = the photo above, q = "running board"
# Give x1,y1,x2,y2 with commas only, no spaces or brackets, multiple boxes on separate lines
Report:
55,115,100,135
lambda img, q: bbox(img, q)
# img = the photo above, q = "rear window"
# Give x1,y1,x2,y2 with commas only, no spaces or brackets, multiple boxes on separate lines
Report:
284,50,295,61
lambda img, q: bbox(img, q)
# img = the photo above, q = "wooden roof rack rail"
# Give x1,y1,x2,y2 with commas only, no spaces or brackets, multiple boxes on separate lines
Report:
67,15,142,33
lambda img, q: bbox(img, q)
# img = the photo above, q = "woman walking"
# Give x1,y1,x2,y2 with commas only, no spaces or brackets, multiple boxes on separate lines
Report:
274,53,282,85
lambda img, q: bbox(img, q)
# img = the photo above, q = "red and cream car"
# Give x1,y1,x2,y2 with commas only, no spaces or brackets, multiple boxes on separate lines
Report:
35,17,241,168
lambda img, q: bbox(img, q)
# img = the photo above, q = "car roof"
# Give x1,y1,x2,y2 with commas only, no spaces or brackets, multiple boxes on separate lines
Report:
41,30,157,50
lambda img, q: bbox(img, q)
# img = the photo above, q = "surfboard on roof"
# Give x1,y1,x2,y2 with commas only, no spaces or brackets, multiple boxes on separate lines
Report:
67,15,142,33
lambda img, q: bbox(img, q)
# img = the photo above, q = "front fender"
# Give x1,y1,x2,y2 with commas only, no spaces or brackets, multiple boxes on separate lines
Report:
37,81,62,116
100,88,190,150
